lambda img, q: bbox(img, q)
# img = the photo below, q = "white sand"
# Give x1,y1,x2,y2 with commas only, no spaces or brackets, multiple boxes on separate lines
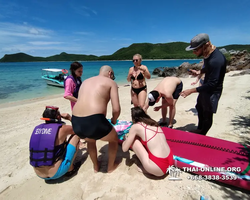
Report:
0,71,249,200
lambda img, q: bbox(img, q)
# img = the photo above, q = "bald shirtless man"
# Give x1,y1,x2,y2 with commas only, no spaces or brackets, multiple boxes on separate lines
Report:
71,65,121,173
144,77,183,128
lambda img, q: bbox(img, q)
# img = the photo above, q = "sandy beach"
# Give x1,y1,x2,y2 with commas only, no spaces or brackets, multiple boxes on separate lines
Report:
0,71,249,200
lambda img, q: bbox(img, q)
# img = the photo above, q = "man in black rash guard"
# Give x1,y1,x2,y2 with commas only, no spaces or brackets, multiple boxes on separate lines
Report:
180,33,227,135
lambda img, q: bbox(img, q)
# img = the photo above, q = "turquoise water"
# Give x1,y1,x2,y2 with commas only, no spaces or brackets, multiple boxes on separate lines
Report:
0,60,201,104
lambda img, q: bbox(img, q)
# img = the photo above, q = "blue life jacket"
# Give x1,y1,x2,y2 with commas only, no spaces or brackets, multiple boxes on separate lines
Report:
29,122,66,167
64,75,82,98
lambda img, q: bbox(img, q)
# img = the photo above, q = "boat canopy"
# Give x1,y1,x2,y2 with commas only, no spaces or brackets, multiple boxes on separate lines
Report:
42,69,64,72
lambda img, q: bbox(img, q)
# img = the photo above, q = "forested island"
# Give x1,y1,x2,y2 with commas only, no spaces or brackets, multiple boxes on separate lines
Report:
0,42,249,62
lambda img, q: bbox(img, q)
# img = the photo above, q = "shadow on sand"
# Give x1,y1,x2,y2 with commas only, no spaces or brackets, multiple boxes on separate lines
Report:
97,144,130,173
45,147,88,184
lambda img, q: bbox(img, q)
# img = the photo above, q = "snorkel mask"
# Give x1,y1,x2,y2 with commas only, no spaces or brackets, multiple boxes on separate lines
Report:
40,106,62,123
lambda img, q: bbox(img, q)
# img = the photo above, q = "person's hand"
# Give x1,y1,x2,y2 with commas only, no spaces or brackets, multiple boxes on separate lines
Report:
111,117,117,125
180,89,192,98
138,66,146,72
123,134,128,141
191,81,197,86
154,106,161,111
188,69,200,77
61,113,71,121
143,107,148,114
143,104,148,112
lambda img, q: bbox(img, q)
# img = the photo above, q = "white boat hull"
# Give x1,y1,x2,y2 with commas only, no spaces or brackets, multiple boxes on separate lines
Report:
46,80,64,88
41,68,68,88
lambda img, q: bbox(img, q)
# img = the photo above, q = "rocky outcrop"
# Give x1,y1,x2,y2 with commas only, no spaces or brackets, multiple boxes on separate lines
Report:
227,50,250,71
153,50,250,77
152,61,203,78
231,69,250,76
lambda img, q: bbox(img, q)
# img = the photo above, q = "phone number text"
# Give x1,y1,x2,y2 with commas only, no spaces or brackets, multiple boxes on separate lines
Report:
187,174,237,181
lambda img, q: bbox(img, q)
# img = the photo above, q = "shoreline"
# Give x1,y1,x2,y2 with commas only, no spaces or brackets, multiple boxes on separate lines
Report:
0,58,202,63
0,75,162,108
0,59,201,105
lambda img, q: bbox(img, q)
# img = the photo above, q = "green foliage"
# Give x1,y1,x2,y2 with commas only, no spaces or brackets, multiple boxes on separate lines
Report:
0,53,46,62
0,43,249,62
44,52,98,61
220,45,250,52
99,42,196,60
223,53,232,63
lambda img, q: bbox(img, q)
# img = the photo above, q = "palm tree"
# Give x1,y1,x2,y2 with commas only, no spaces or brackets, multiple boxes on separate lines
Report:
167,165,182,180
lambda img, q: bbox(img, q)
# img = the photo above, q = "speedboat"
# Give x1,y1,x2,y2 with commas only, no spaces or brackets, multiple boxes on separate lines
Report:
41,68,69,88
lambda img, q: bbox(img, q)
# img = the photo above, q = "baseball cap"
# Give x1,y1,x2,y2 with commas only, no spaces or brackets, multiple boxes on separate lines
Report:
185,33,210,51
148,91,160,106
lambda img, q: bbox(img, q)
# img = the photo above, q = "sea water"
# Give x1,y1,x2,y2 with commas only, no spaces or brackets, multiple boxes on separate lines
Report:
0,59,201,104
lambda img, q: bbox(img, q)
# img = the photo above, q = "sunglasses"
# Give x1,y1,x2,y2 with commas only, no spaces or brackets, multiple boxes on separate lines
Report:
132,59,139,62
193,45,204,52
110,72,115,80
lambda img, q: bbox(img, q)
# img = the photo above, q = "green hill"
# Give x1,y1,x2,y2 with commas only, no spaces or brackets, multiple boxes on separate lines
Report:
219,44,250,52
0,53,46,62
99,42,195,60
45,52,98,61
0,43,249,62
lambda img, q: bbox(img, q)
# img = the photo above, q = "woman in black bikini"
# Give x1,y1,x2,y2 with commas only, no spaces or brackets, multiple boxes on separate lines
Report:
127,54,151,107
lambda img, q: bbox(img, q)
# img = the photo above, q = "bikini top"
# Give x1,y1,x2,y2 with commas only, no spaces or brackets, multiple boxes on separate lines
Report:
131,72,144,81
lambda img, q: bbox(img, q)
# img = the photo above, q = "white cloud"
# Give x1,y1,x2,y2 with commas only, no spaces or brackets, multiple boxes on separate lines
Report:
70,4,97,17
0,30,49,38
0,22,58,57
28,28,40,35
82,6,97,15
0,22,53,38
28,41,63,45
1,43,84,56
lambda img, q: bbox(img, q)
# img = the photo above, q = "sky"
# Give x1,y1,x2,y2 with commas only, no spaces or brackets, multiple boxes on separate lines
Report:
0,0,249,58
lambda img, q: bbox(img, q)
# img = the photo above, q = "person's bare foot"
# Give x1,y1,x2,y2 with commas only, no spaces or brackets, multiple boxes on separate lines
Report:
107,162,120,173
137,165,151,175
80,139,86,143
94,161,100,173
79,141,87,149
137,166,143,173
168,124,173,129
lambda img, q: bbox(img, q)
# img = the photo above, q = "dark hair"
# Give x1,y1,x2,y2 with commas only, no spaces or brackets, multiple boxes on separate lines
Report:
70,62,83,79
131,106,159,127
42,108,58,120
